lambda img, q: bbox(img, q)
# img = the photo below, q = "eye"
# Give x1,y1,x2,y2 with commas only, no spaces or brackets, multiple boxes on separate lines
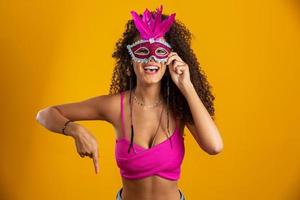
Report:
134,47,149,55
155,47,168,56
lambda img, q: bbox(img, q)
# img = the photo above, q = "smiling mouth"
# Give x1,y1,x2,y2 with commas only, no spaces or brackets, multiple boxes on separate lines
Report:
143,65,160,74
144,66,159,72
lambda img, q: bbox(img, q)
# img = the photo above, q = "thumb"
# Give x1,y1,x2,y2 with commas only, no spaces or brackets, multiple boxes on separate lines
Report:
92,149,99,174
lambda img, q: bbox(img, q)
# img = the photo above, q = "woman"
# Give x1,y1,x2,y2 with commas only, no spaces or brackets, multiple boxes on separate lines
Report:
36,5,223,200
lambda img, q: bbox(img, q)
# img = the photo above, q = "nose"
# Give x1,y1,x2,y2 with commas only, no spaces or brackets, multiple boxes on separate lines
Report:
148,56,161,65
149,56,155,62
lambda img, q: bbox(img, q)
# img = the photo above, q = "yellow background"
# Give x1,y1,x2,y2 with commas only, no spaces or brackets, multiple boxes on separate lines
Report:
1,0,299,199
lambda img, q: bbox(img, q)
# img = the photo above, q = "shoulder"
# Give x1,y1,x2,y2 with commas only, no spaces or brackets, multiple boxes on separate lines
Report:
104,91,132,126
86,92,122,125
104,92,122,124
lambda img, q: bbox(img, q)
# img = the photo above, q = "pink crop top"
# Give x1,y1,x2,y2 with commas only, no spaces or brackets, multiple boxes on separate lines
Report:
115,91,185,181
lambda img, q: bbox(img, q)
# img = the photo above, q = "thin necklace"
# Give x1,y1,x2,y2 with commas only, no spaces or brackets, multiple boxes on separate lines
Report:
130,88,165,149
132,88,162,109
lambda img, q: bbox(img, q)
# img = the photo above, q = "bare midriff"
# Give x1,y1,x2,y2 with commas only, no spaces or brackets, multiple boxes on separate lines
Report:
121,176,181,200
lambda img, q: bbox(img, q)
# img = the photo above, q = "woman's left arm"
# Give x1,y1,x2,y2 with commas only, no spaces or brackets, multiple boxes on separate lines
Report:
166,52,223,155
181,83,223,155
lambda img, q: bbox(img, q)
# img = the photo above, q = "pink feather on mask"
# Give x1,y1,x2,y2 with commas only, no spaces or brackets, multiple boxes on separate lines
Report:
130,11,151,38
130,5,176,40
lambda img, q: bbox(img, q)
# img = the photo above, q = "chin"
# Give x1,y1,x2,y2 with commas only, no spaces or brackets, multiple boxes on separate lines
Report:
140,74,163,84
142,78,161,85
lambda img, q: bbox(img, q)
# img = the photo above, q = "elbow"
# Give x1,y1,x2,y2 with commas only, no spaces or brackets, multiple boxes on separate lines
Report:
36,110,41,122
206,142,223,155
36,106,52,126
36,109,45,125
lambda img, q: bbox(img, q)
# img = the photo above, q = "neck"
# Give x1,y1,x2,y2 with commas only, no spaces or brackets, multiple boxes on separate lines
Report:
133,82,162,104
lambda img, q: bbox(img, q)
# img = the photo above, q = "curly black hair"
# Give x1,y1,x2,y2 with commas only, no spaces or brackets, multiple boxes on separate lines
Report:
109,14,216,125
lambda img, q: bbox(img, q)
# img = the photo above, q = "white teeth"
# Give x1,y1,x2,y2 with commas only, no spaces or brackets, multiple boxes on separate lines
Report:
144,66,159,70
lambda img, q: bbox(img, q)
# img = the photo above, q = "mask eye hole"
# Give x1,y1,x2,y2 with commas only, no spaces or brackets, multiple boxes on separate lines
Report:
134,47,149,55
155,47,168,56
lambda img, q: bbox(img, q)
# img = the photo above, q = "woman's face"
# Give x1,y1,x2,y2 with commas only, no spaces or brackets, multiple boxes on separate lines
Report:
130,36,169,85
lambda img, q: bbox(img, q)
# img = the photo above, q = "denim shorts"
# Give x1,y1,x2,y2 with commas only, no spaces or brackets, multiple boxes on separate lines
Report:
116,187,186,200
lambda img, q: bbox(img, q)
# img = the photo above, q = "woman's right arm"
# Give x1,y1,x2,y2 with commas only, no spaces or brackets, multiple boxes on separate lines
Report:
35,94,116,174
35,105,81,138
35,94,114,136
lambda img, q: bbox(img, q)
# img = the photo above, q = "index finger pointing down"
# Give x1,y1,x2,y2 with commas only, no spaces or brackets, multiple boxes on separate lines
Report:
92,150,99,174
